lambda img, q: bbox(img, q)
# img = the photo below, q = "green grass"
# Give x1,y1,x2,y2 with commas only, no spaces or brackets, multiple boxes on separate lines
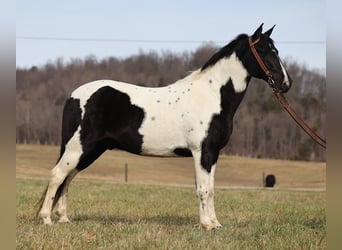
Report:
16,178,325,249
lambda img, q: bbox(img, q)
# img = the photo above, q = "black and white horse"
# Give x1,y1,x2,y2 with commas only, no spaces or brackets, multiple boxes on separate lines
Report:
38,24,292,230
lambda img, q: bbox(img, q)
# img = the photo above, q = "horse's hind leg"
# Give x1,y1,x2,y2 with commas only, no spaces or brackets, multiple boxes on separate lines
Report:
38,140,83,224
54,169,78,223
53,142,107,223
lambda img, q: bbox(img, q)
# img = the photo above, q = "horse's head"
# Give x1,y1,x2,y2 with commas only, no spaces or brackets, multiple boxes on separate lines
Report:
246,24,292,93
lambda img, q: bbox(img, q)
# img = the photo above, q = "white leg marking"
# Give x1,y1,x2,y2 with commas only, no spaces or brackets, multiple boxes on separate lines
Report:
39,128,83,224
39,161,66,225
55,169,78,223
207,164,222,228
192,151,219,230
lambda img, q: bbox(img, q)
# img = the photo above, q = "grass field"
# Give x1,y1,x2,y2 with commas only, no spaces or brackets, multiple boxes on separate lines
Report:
16,144,326,249
16,179,325,249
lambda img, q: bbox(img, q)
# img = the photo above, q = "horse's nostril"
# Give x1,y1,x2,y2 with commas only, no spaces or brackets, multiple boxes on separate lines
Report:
281,81,291,93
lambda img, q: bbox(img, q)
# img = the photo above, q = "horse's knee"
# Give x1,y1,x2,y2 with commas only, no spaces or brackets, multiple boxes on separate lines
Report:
207,183,216,199
197,185,210,203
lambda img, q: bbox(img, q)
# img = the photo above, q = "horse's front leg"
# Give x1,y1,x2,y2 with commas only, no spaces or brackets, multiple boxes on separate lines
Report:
208,164,222,228
192,150,221,230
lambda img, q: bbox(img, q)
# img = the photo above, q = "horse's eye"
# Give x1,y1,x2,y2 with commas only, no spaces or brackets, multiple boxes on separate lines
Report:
269,43,278,54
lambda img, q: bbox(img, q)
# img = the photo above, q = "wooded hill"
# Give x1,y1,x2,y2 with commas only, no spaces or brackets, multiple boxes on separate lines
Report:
16,44,326,161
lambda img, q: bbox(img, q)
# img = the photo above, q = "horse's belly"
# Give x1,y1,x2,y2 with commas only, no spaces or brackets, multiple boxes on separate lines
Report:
139,127,187,156
136,103,208,157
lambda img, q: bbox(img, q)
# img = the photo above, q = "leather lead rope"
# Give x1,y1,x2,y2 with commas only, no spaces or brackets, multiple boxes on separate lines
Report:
248,36,326,149
273,92,326,149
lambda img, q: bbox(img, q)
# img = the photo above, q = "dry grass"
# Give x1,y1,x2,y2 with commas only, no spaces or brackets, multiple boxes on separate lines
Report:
16,144,326,189
16,179,326,249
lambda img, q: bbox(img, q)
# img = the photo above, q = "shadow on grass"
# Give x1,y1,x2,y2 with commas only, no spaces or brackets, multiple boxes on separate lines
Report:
72,213,197,226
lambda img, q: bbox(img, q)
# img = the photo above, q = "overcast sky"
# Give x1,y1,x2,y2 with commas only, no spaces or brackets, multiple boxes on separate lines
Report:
16,0,325,71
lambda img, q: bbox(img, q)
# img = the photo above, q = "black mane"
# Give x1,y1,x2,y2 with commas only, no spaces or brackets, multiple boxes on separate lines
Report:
201,34,248,71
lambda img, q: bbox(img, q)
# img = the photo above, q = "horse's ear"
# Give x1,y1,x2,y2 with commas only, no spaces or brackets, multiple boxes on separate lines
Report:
251,23,264,42
264,25,275,37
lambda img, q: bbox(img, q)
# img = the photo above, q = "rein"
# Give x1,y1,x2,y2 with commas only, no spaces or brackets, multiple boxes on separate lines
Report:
273,92,326,149
248,37,326,149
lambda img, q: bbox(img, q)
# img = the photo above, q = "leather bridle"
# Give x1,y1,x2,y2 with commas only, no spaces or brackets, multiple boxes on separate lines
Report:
248,36,277,92
248,36,326,149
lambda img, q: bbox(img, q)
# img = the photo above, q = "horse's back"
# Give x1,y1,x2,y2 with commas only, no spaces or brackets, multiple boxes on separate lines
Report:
71,80,139,102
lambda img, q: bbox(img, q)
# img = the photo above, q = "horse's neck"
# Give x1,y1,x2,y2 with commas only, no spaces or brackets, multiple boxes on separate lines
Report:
200,52,250,115
204,52,249,93
172,52,250,117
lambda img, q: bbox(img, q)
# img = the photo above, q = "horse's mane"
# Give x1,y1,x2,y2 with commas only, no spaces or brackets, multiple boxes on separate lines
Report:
174,34,248,85
201,34,248,71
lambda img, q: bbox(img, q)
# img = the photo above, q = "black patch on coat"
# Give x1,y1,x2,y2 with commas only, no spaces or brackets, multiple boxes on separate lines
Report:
79,86,145,160
174,147,192,157
200,79,249,173
76,139,108,171
58,97,82,162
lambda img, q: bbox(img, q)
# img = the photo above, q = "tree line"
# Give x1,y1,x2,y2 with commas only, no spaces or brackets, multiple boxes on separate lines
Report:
16,44,326,161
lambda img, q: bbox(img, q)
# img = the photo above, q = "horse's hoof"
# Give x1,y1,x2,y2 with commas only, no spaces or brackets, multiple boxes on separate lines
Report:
201,223,217,230
201,223,213,230
201,221,222,230
214,223,222,229
42,217,53,225
212,220,222,229
58,217,71,223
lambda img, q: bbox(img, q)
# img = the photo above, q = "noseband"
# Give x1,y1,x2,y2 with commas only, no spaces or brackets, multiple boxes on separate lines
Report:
248,37,277,92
